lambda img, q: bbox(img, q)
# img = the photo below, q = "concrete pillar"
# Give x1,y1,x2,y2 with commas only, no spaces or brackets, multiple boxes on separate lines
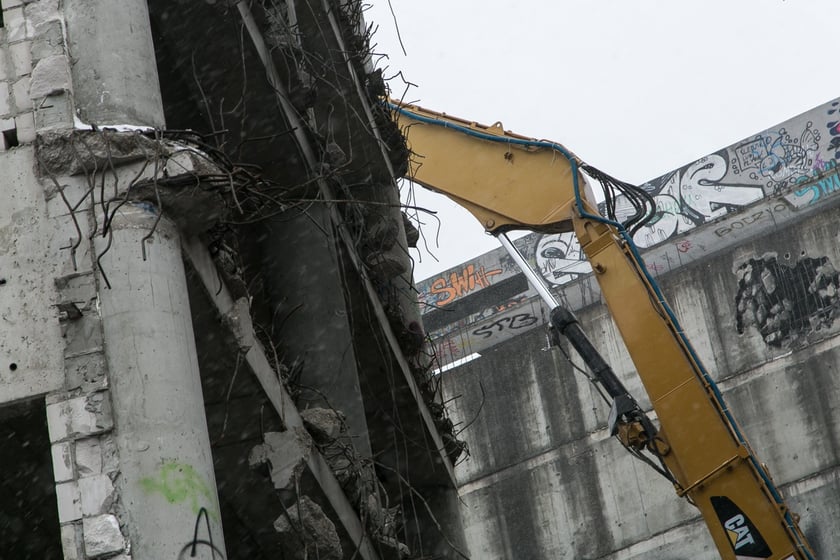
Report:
261,205,373,458
63,0,164,126
95,204,224,559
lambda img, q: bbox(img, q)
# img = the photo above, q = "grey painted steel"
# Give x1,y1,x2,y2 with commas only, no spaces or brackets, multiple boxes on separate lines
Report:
96,205,224,559
63,0,164,126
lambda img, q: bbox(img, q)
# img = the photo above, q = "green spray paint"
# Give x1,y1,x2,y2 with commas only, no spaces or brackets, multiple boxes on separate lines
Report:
139,460,218,520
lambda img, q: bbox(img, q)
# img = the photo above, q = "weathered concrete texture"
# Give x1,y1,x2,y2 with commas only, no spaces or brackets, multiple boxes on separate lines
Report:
448,333,703,558
29,54,71,99
82,514,124,558
46,391,113,442
443,202,840,558
63,0,164,126
35,129,157,176
96,204,225,558
0,147,64,404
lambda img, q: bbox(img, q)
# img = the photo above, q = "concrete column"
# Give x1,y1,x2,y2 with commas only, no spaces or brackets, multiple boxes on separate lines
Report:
261,205,373,458
96,204,224,559
63,0,164,126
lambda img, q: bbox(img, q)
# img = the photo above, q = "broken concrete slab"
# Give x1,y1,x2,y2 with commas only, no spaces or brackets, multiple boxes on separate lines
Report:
248,428,312,490
35,129,157,176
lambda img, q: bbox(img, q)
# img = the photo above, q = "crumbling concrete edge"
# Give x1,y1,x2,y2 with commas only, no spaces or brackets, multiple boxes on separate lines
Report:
180,234,381,560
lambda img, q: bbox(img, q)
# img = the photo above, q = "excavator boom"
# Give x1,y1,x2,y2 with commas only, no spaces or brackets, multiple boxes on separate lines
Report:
389,100,815,560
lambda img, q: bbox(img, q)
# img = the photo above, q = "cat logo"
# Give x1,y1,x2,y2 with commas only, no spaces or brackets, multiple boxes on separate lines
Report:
724,514,755,550
711,496,772,558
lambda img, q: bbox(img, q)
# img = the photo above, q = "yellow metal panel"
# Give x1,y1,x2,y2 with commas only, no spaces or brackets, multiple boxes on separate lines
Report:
575,216,812,559
392,101,588,233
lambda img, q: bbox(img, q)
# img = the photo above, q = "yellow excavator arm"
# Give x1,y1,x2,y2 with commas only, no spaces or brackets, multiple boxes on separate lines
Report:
389,100,815,560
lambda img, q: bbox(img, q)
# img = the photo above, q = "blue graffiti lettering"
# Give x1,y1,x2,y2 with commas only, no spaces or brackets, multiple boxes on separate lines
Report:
793,171,840,205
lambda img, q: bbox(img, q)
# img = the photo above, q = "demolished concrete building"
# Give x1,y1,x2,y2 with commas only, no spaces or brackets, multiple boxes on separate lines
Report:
419,97,840,558
0,0,466,558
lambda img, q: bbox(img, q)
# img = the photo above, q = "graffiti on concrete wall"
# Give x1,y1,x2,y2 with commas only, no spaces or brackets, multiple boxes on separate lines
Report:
422,263,503,308
605,100,840,249
624,151,769,249
786,159,840,207
826,100,840,159
535,233,592,286
730,123,820,190
472,312,539,339
140,460,218,520
735,253,840,347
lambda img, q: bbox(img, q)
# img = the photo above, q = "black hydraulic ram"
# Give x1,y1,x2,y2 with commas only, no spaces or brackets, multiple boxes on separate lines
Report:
498,234,659,446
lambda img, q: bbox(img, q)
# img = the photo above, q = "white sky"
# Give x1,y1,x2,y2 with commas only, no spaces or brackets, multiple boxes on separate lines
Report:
364,1,840,281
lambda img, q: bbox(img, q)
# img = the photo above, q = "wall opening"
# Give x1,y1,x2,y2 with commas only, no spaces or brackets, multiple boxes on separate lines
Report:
0,399,62,558
2,127,19,150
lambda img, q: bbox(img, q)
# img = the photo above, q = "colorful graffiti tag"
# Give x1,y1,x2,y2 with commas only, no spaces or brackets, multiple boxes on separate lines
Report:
425,264,502,307
139,460,218,520
603,102,839,250
730,123,820,190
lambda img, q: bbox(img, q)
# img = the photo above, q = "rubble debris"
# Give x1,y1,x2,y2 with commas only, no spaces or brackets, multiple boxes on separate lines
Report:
300,407,346,444
735,253,840,347
35,129,157,176
301,407,413,555
273,495,342,560
248,429,312,490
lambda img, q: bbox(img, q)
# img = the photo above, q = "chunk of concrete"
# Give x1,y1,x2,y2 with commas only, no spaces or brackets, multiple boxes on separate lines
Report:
51,441,74,482
300,407,346,444
248,428,312,490
82,514,124,558
78,473,115,516
60,522,82,560
29,54,70,99
55,480,82,523
46,393,113,442
274,495,342,560
74,437,102,476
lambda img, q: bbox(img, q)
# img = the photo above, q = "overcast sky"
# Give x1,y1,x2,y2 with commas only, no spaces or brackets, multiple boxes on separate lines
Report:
365,1,840,281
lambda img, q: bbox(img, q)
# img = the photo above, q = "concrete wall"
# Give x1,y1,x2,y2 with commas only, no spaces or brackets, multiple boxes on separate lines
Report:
429,98,840,558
